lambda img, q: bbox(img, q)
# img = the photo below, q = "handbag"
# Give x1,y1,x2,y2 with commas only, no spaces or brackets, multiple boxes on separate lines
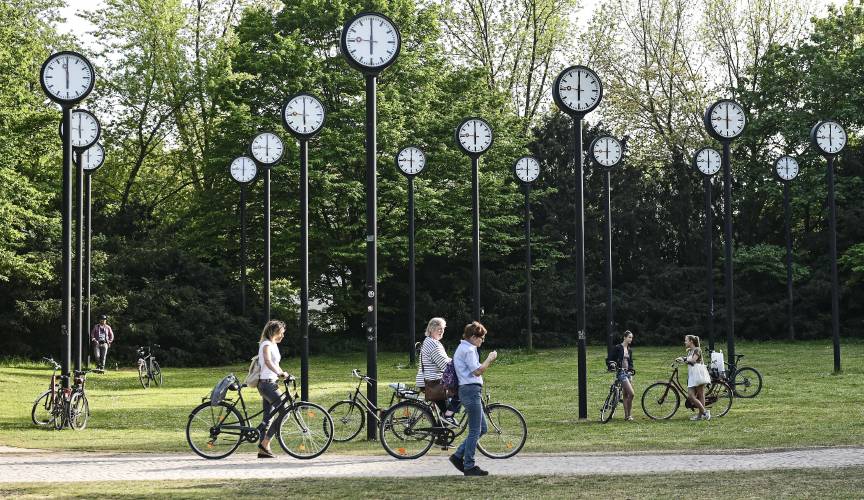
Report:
420,341,447,402
691,362,712,386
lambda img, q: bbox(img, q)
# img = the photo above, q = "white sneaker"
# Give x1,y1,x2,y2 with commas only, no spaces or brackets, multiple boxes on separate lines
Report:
690,414,702,421
704,410,711,421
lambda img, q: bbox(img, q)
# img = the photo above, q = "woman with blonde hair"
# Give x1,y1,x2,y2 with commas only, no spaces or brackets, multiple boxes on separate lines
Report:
415,317,460,426
676,334,711,421
257,320,289,458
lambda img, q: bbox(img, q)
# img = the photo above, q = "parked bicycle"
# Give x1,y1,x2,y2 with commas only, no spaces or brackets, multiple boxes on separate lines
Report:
708,351,762,398
186,373,333,460
378,383,527,460
328,368,421,442
600,363,634,423
31,358,91,430
641,361,733,420
136,345,162,389
67,368,92,430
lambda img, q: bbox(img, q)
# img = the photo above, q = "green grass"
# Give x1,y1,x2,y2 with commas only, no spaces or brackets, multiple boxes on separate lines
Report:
1,340,863,454
3,468,864,499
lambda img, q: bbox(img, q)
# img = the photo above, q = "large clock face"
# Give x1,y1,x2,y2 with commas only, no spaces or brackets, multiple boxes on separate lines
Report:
455,118,493,155
250,132,284,165
693,147,721,176
590,136,623,168
705,100,746,140
40,51,95,105
230,156,257,183
553,65,602,115
774,155,799,182
282,93,325,138
60,109,101,149
811,121,846,155
341,12,401,72
396,146,425,176
514,156,540,183
75,142,105,172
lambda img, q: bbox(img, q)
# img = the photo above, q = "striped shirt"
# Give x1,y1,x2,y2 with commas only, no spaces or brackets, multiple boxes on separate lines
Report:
415,337,451,388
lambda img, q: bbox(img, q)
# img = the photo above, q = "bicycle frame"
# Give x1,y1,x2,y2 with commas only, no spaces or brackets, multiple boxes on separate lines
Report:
343,374,408,425
214,379,302,440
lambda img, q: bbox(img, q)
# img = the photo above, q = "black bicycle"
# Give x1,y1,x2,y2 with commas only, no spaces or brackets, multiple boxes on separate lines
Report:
136,345,162,388
709,351,762,398
31,357,65,429
600,363,634,423
328,368,420,442
186,374,333,460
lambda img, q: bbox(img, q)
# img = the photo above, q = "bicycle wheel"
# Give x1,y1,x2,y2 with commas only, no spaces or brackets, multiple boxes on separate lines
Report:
379,400,436,460
705,380,733,418
68,392,90,430
478,404,527,459
641,382,680,420
31,391,53,426
600,384,620,423
328,400,365,442
732,367,762,398
276,402,333,459
52,398,66,430
186,401,244,459
138,362,149,389
152,361,163,386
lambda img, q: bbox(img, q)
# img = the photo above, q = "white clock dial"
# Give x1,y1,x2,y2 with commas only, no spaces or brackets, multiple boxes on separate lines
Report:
250,132,284,165
514,156,540,183
591,136,623,168
396,146,425,176
812,121,846,155
706,100,746,140
694,148,721,176
230,156,257,183
40,51,95,104
62,109,100,149
342,13,400,69
456,118,493,155
554,66,602,114
77,142,105,172
282,94,325,137
774,155,799,181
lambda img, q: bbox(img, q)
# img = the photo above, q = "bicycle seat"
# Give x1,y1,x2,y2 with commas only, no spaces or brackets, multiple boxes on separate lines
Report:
735,354,745,361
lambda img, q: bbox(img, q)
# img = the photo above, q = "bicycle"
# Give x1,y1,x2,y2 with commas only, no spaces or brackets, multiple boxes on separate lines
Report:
377,383,527,460
708,351,763,398
185,373,333,460
31,357,65,429
600,363,634,423
641,361,733,420
136,345,162,388
328,368,421,442
67,368,93,430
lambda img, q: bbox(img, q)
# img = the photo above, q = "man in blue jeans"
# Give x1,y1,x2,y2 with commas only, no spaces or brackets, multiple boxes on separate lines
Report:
449,321,498,476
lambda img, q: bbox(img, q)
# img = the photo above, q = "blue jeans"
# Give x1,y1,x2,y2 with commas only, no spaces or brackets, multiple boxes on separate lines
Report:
257,380,281,440
453,384,486,469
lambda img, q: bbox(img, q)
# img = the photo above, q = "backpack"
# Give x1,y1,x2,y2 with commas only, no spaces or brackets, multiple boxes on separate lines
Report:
441,359,459,393
244,355,260,388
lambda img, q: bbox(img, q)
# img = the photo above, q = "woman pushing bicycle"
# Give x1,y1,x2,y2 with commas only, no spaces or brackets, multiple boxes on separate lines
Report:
607,330,636,421
676,335,711,421
256,320,289,458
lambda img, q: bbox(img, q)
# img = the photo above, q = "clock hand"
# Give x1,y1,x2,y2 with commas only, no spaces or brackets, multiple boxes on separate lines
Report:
266,134,270,158
303,98,307,126
473,122,477,147
65,57,69,89
369,20,374,56
576,71,582,102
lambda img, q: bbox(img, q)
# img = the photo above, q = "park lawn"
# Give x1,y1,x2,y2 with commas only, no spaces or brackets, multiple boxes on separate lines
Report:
0,340,862,454
3,468,864,499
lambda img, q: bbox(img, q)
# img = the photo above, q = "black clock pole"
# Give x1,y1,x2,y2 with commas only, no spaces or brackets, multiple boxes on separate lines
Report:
300,139,310,401
573,117,588,420
703,176,715,352
783,181,794,341
523,182,533,351
364,74,379,440
239,184,247,318
721,141,736,366
471,156,481,322
264,166,271,322
603,169,614,357
61,105,72,389
84,171,92,368
75,149,84,373
408,174,416,365
826,156,841,372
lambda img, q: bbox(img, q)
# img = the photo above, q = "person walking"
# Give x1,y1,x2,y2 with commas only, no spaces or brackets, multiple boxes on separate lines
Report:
415,317,461,426
608,330,636,420
89,314,114,370
676,334,711,421
256,320,289,458
449,321,497,476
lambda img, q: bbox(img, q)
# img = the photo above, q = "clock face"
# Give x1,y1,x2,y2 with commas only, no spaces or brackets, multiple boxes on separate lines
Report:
514,156,540,183
553,65,603,115
774,155,799,182
230,156,257,183
811,121,846,155
455,118,493,156
705,100,746,140
60,109,101,149
282,93,326,137
75,142,105,172
341,12,401,72
396,146,425,176
693,147,721,176
40,51,95,104
250,132,284,165
590,136,623,168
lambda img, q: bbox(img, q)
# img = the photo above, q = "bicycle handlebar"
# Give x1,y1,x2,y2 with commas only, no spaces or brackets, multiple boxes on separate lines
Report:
42,357,61,369
350,368,376,383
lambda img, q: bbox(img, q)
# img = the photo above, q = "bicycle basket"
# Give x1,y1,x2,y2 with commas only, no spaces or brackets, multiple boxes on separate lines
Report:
209,374,238,407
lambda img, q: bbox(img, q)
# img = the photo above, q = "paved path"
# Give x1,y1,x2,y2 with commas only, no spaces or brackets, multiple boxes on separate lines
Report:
1,447,862,483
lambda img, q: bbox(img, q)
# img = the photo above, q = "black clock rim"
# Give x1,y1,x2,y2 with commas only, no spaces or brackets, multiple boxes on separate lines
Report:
512,155,540,184
340,11,402,75
810,120,845,157
281,92,327,140
454,116,494,158
691,146,721,178
248,130,286,166
74,141,106,172
772,154,799,183
229,156,258,184
703,99,746,142
551,64,604,117
395,145,426,178
40,50,96,106
588,135,623,169
59,108,102,151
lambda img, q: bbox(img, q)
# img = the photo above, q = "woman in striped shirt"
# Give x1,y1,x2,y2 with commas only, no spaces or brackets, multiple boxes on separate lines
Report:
416,317,461,426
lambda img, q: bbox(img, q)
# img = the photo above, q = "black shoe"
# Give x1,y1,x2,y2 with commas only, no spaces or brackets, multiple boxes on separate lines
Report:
449,454,465,473
463,466,489,476
257,444,275,458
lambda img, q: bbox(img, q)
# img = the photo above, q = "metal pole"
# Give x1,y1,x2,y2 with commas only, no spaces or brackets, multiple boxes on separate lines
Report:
471,156,481,322
61,106,72,389
408,176,416,365
524,183,533,351
574,117,587,419
84,173,92,368
783,182,795,340
300,139,310,401
704,176,715,352
264,167,271,322
604,169,613,357
240,184,246,318
722,141,735,365
827,156,841,372
75,150,83,373
364,74,378,440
